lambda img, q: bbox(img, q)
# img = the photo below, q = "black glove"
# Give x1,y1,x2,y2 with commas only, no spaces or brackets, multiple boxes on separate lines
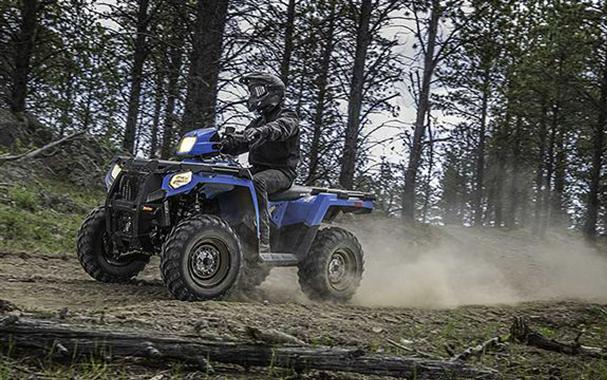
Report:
220,136,237,153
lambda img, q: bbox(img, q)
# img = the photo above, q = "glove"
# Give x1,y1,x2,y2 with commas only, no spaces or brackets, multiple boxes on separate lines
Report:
220,136,236,153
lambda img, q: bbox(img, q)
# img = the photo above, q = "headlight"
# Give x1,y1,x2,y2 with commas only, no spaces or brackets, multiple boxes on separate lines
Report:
110,163,122,180
177,136,197,153
169,171,192,189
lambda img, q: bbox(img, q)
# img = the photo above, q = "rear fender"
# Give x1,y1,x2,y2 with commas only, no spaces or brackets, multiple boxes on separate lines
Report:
270,194,372,257
162,173,260,237
271,194,373,228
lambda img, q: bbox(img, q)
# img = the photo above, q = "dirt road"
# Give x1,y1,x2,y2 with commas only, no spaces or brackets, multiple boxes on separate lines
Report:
1,249,607,379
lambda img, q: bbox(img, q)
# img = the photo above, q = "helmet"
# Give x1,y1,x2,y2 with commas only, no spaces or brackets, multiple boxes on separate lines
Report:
239,72,285,113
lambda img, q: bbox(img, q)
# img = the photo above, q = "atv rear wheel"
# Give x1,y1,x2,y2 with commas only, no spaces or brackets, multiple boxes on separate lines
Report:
77,207,149,283
297,227,364,302
160,215,242,301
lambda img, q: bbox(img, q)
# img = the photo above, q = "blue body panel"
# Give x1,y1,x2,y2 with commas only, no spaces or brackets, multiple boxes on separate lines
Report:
162,172,260,236
270,196,373,227
176,128,220,157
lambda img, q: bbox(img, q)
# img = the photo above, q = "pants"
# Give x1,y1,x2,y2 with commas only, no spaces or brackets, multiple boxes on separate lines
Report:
252,168,293,245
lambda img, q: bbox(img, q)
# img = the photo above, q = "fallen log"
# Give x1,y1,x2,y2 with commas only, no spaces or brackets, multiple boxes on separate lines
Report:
0,316,498,379
510,316,606,359
0,131,85,163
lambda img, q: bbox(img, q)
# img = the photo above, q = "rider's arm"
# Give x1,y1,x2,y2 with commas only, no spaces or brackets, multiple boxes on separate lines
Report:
260,110,299,142
221,139,249,155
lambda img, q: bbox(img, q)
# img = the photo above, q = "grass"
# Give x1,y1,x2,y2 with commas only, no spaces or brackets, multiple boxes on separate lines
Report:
0,178,103,254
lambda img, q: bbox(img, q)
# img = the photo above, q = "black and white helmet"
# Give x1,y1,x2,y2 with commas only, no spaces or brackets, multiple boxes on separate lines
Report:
239,72,285,113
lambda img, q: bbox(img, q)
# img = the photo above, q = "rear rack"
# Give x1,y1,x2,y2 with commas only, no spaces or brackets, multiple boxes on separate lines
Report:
310,187,375,201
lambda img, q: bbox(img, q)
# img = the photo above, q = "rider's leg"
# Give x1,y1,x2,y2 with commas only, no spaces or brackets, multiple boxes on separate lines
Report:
252,169,292,253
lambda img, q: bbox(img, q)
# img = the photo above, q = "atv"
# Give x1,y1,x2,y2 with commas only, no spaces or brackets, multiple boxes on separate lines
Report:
76,127,374,302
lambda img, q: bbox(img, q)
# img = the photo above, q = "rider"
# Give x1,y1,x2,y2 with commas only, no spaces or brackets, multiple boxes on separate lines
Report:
221,72,300,254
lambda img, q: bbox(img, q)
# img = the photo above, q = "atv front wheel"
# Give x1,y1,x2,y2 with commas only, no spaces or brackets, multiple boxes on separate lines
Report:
77,207,149,283
298,227,364,302
160,215,242,301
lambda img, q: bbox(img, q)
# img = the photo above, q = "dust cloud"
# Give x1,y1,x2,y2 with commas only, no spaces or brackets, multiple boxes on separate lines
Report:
347,219,607,308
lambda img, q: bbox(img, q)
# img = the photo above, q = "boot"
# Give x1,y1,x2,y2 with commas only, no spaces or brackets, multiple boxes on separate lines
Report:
259,239,271,254
258,226,271,254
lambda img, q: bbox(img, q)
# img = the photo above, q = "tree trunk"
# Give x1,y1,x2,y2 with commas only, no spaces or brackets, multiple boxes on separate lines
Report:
472,72,489,226
122,0,150,154
160,3,185,159
10,0,39,113
505,116,522,228
306,0,337,185
149,67,164,158
401,0,441,222
279,0,297,86
182,0,229,132
421,112,434,223
583,54,607,239
541,101,558,235
533,103,548,232
58,74,73,137
338,0,373,190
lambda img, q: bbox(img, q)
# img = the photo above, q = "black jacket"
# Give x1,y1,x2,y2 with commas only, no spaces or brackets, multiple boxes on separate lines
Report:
224,105,300,179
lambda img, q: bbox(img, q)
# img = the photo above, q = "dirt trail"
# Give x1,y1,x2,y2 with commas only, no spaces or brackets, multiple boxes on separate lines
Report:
1,247,607,379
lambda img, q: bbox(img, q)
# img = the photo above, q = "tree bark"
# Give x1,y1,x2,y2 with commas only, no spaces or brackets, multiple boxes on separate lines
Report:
551,126,567,227
533,103,548,232
583,53,607,239
505,116,522,228
541,101,559,235
10,0,39,113
306,0,337,185
122,0,151,154
149,66,164,158
339,0,373,189
472,72,489,226
0,316,498,379
160,3,185,159
401,0,441,222
279,0,297,86
182,0,229,132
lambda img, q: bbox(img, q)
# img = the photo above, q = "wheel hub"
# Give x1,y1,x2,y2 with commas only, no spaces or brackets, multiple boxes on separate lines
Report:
192,245,220,279
328,254,346,283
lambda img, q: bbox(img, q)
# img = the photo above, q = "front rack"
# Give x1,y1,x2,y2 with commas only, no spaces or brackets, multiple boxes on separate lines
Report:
113,156,252,179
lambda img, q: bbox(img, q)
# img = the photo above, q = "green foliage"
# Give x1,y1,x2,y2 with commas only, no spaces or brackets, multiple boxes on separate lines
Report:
8,186,38,211
0,180,101,254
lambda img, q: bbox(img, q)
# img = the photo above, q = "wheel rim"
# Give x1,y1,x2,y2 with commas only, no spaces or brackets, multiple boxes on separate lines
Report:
100,231,133,267
327,248,357,292
187,238,231,288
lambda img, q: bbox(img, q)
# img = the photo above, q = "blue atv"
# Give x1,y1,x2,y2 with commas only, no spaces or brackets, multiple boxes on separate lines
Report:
76,127,374,302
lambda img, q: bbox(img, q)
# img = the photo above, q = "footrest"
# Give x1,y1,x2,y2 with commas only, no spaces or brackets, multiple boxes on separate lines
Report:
259,253,299,266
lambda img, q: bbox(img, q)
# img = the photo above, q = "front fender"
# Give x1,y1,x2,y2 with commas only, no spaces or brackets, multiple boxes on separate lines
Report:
162,173,260,237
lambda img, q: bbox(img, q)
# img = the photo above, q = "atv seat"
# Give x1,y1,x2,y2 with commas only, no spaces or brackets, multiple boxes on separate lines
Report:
269,185,312,201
